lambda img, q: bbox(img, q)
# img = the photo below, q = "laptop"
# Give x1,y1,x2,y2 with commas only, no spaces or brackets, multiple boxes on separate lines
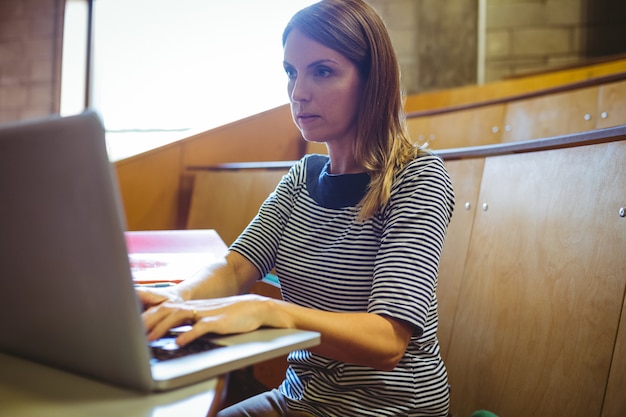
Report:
0,111,319,392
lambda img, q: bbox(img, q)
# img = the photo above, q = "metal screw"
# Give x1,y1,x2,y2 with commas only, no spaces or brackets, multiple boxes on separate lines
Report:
482,203,489,211
584,114,591,121
601,111,608,119
620,207,625,218
465,202,471,210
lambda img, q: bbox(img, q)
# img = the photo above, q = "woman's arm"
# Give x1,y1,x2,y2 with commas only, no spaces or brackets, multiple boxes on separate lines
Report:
175,250,262,300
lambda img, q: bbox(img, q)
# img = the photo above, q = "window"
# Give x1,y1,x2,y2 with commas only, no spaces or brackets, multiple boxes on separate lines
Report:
61,0,316,160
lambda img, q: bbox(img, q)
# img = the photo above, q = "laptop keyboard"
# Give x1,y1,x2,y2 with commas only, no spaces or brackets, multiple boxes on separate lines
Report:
149,332,224,363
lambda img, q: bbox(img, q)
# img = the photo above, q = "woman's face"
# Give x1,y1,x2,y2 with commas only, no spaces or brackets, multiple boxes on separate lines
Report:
283,29,362,146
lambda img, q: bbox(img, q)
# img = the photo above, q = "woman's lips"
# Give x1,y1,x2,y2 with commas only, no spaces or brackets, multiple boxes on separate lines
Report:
297,113,320,125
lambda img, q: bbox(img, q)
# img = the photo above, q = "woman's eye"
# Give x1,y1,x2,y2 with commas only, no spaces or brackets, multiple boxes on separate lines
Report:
284,67,296,79
315,67,331,78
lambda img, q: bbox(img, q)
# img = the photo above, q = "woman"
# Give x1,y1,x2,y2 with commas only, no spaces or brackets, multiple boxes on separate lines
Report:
140,1,454,415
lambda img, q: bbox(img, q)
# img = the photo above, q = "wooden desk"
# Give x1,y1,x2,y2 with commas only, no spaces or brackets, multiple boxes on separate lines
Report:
0,352,227,417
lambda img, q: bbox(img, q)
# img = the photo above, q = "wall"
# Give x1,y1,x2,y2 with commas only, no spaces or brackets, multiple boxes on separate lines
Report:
368,0,478,94
372,0,626,91
0,0,64,123
485,0,626,82
1,0,625,125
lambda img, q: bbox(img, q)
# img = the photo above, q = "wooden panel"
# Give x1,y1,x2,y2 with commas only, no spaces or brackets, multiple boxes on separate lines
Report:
187,169,288,246
115,144,183,230
181,105,303,167
114,106,302,232
404,57,626,113
408,104,505,149
304,141,328,155
596,79,626,129
501,86,598,142
602,292,626,417
437,158,484,361
406,115,432,146
445,141,626,417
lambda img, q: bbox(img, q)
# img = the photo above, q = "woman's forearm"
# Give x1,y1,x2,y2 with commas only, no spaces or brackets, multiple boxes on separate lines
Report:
176,251,261,300
266,299,413,370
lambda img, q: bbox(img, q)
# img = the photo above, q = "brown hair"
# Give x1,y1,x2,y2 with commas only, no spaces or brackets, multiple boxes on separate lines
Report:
283,0,421,219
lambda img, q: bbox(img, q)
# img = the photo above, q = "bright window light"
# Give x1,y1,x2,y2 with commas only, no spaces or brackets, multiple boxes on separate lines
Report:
62,0,316,160
60,0,88,117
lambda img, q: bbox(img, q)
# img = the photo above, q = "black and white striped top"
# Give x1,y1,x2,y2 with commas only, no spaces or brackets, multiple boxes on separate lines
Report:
231,152,454,417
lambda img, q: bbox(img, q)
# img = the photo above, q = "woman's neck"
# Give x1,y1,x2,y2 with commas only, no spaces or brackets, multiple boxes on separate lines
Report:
325,142,365,175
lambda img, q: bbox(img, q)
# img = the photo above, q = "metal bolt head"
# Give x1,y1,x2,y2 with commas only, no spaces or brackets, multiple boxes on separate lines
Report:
620,207,625,218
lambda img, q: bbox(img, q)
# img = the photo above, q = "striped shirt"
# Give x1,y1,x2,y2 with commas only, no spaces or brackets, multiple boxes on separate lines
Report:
230,152,454,417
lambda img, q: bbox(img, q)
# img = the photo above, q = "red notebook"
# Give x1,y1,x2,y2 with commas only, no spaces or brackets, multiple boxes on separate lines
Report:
125,229,228,285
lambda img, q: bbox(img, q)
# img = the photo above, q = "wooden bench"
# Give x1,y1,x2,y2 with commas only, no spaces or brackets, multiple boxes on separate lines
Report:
405,76,626,149
436,125,625,417
186,163,291,246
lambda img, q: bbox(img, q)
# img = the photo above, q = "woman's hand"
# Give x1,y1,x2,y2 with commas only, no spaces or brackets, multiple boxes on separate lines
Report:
136,286,183,310
141,294,278,346
136,252,268,346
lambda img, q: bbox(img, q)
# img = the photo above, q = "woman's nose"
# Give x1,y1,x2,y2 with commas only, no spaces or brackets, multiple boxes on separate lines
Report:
289,77,310,103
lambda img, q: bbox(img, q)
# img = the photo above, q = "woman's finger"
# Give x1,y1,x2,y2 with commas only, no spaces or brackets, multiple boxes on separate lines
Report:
144,303,193,340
